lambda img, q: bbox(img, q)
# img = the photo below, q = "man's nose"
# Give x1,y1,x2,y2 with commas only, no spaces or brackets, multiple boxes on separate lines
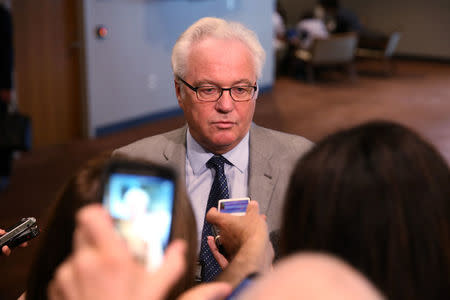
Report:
215,90,234,112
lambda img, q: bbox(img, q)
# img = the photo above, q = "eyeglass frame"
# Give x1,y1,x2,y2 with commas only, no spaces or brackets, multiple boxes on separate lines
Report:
177,76,258,102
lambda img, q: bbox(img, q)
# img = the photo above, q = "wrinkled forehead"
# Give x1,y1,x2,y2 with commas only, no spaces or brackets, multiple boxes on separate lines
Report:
185,37,256,82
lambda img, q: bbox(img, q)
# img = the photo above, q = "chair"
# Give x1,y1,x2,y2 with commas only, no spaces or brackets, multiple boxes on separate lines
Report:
295,33,358,83
356,32,401,75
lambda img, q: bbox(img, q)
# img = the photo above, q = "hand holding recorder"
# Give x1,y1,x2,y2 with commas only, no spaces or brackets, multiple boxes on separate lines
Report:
1,217,39,256
206,201,274,287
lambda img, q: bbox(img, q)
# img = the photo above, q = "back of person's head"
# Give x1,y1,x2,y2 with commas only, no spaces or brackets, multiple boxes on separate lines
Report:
171,17,266,80
238,253,384,300
280,120,450,300
25,154,197,300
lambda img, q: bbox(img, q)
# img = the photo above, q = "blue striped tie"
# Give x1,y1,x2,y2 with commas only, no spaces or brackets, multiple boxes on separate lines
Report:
199,155,230,282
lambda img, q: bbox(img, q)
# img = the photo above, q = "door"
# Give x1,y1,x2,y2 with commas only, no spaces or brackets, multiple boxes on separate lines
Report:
12,0,83,148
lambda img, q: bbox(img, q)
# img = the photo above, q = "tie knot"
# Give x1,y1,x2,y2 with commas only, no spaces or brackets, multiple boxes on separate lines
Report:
206,155,229,171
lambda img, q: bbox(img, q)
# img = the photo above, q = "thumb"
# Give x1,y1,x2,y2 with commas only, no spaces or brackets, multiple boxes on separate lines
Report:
149,239,187,299
178,282,232,300
246,200,260,216
205,207,220,224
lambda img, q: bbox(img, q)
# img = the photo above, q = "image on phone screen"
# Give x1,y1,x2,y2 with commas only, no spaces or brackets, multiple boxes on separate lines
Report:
103,172,175,270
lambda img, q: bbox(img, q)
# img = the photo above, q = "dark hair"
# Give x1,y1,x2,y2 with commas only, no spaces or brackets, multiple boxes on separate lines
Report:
280,120,450,300
25,153,197,300
319,0,339,10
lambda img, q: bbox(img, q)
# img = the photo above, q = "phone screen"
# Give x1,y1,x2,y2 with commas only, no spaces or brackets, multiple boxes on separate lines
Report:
103,170,175,270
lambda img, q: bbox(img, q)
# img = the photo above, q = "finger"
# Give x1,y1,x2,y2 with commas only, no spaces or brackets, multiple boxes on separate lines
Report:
206,207,234,227
20,241,29,248
74,204,123,253
261,214,267,221
207,236,229,268
48,259,77,300
0,229,5,235
178,282,232,300
73,225,89,252
205,207,219,223
47,279,64,300
246,200,260,216
2,245,11,256
149,239,187,299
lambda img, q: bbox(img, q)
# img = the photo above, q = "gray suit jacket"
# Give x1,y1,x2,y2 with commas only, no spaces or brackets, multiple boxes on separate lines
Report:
114,123,313,232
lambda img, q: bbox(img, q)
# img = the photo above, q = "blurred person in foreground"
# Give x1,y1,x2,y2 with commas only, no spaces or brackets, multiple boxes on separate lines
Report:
114,16,312,281
238,253,383,300
208,119,450,298
47,204,383,300
23,154,199,300
279,120,450,300
47,204,231,300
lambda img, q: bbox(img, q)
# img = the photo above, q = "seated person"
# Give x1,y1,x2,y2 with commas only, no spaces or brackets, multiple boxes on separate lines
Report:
24,153,198,300
295,12,329,50
279,120,450,300
273,8,286,51
316,0,362,34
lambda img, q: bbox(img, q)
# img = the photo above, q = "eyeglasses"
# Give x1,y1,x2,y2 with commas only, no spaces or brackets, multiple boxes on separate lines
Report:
177,77,257,102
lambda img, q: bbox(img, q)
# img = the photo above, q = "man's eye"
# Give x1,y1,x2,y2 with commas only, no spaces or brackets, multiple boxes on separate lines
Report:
199,87,218,94
233,87,250,94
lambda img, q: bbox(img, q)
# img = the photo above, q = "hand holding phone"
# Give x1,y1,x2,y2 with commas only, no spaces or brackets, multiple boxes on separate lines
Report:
0,217,40,253
101,159,176,271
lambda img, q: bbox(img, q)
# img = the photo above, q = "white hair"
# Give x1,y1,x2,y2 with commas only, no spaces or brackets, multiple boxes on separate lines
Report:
171,17,266,80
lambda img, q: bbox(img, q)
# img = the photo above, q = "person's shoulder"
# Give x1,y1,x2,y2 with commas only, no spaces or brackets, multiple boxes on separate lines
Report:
114,127,186,158
252,124,313,151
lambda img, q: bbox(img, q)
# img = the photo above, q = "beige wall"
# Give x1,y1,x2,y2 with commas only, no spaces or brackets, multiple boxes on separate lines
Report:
279,0,450,59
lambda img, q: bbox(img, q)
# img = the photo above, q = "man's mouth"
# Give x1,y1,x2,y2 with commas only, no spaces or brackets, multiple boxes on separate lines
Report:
212,121,235,129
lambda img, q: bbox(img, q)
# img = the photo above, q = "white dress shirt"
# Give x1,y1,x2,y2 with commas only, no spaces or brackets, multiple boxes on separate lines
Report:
185,129,249,248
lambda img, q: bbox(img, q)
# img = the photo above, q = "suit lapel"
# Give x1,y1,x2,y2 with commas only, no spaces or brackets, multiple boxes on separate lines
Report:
248,124,278,215
163,126,187,180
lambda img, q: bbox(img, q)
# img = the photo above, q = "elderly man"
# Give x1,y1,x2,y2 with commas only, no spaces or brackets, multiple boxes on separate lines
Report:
115,17,312,281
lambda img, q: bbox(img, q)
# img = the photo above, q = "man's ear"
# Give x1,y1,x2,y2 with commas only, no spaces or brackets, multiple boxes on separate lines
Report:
254,86,259,100
174,79,184,107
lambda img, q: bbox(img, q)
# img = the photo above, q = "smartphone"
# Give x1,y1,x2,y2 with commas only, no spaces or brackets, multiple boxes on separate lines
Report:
0,217,40,250
101,159,176,271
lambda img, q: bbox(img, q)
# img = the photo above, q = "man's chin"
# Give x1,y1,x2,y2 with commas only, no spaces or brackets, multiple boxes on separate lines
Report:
208,135,239,154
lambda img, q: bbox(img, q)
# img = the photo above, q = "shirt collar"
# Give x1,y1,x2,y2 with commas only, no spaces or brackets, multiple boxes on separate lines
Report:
186,129,249,175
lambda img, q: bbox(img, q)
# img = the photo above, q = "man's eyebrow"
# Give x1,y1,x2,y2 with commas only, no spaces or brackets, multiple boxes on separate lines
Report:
194,80,218,86
195,79,254,86
233,79,254,85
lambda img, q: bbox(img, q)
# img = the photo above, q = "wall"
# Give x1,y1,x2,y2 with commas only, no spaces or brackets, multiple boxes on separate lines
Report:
279,0,450,59
82,0,274,137
343,0,450,59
